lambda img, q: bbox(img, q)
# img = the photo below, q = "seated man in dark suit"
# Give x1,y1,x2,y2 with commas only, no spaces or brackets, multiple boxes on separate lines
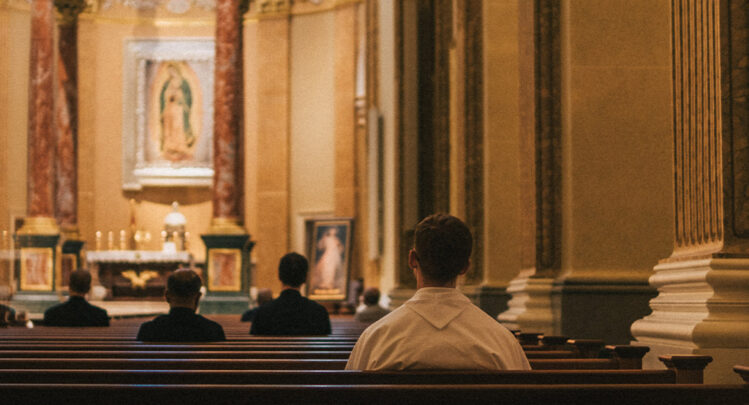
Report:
250,253,331,335
137,268,225,342
44,269,110,327
241,288,272,322
0,303,16,326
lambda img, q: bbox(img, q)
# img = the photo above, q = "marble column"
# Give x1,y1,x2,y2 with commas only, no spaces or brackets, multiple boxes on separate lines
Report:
631,0,749,384
496,0,559,335
21,0,57,234
201,0,252,314
14,0,61,313
54,0,86,285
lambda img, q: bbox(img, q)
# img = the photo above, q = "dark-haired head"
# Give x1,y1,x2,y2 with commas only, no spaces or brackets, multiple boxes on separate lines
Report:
362,287,380,306
69,270,92,295
166,268,202,309
278,253,308,288
411,213,473,284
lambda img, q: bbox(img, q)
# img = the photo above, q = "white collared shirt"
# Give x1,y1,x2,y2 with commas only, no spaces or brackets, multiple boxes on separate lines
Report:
345,287,531,370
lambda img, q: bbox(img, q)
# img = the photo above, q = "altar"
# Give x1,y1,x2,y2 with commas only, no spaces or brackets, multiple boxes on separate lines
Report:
86,251,193,300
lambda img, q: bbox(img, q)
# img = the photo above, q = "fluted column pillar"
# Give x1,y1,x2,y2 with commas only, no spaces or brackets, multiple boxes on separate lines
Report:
54,0,86,288
632,0,749,384
200,0,252,314
496,0,560,335
14,0,61,312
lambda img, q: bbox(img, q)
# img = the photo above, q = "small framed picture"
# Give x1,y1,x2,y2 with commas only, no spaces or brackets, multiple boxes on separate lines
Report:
207,249,242,292
20,248,54,291
306,218,353,301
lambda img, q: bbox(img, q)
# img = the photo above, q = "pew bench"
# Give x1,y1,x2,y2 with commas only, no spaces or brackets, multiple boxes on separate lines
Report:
0,383,745,405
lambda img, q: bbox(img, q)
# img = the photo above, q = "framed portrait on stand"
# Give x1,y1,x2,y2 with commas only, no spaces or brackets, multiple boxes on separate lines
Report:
305,218,353,302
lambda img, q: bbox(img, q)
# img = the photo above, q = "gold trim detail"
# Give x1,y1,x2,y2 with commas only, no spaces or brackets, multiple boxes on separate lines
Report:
207,248,242,291
20,248,55,292
207,217,247,235
17,217,60,236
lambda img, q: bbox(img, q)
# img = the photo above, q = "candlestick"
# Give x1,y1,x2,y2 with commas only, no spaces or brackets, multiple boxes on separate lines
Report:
1,230,7,250
95,231,102,251
119,230,127,250
184,231,190,250
160,231,167,249
107,231,114,251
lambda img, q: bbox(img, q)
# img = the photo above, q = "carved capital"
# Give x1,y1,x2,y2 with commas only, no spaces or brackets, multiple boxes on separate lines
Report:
54,0,86,24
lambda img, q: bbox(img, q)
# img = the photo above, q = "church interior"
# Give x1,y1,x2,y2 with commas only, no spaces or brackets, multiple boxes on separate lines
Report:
1,0,749,387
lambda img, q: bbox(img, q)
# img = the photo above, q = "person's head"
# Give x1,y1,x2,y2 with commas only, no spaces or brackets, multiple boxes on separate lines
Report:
69,270,92,296
256,288,273,306
409,213,473,288
165,268,202,310
362,287,380,306
278,252,308,288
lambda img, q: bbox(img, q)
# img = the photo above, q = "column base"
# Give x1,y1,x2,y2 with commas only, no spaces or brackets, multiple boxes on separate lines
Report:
200,233,254,314
631,256,749,383
11,291,62,317
497,273,554,335
553,275,655,344
16,217,59,235
461,284,510,318
199,293,251,315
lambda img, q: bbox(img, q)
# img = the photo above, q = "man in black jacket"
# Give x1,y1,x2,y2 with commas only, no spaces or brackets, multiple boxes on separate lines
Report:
44,269,110,327
250,253,331,335
137,268,225,342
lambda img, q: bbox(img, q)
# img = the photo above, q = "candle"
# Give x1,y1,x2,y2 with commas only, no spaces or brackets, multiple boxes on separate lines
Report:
107,231,114,251
172,231,179,250
160,231,167,249
184,231,190,250
119,230,127,251
95,231,102,251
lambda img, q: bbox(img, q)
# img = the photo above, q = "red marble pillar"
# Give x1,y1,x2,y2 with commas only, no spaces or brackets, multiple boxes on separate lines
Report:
210,0,244,233
22,0,58,234
55,16,80,236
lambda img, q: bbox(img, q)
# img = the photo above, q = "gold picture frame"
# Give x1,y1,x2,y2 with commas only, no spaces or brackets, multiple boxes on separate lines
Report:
207,249,242,292
20,247,54,291
306,218,353,301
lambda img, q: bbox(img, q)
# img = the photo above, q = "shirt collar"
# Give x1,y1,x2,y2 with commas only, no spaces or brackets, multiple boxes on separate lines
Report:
403,287,470,330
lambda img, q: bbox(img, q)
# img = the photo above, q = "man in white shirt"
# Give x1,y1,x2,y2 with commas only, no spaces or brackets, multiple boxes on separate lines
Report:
346,213,530,371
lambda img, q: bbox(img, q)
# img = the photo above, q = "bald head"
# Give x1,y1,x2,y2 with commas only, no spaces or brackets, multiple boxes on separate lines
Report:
166,269,202,309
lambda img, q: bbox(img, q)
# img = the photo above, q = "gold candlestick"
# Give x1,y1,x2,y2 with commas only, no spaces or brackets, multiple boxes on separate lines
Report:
184,231,190,251
95,231,102,251
1,230,7,250
107,231,114,251
160,231,167,250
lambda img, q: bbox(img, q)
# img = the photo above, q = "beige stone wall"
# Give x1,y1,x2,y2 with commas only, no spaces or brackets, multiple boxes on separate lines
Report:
481,0,522,286
559,0,673,281
290,11,336,254
0,4,30,234
76,14,215,262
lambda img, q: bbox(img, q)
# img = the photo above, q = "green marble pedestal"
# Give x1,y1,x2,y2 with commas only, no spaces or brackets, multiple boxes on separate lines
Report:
12,233,61,315
199,233,254,314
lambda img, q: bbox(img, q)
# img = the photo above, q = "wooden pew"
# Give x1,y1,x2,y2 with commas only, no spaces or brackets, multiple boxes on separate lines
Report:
0,363,712,385
0,383,745,405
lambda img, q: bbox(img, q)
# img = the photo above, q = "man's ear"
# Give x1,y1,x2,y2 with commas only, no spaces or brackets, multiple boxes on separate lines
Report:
408,249,419,270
